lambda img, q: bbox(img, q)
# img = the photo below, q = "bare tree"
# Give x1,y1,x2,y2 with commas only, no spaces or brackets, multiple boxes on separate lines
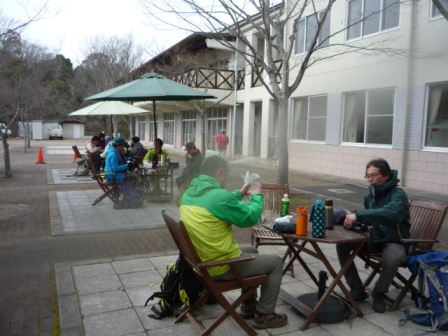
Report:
74,35,146,134
433,0,448,20
140,0,405,184
0,4,49,177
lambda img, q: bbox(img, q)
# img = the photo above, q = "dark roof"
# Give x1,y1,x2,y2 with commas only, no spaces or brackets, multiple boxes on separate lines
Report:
132,32,235,77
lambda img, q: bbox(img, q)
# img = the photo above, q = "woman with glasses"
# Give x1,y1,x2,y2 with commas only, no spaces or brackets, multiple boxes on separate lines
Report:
336,158,410,313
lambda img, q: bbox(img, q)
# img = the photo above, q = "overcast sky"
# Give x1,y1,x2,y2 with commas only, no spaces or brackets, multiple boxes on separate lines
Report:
1,0,188,66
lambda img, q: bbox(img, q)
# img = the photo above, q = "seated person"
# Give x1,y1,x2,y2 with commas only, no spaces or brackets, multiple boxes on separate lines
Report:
85,135,103,172
129,136,144,161
336,158,410,313
105,137,142,209
175,142,203,193
179,156,287,329
100,135,114,159
143,138,168,167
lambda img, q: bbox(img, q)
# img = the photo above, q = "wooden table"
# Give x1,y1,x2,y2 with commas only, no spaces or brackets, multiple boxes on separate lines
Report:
135,166,175,201
270,225,367,330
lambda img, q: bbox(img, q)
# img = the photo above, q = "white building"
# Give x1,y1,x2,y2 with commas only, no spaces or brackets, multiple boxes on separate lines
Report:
134,1,448,194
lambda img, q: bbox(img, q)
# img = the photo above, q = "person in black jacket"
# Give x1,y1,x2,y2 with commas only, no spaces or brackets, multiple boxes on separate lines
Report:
336,158,410,313
176,142,203,194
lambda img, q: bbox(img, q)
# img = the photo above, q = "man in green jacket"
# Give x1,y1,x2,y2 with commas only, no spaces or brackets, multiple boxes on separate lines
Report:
180,156,287,329
337,158,410,313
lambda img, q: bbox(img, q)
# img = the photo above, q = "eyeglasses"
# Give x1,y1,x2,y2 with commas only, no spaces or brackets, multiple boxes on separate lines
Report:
365,173,380,179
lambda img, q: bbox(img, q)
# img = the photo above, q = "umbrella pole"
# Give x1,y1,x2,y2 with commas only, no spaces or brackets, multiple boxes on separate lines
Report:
153,100,157,143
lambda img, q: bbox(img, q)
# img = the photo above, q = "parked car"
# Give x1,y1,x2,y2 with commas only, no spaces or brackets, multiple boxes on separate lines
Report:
48,124,63,140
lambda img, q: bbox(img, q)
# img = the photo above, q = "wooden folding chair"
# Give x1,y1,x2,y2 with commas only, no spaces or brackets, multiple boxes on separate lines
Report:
251,184,294,277
361,200,448,310
161,210,267,336
85,156,120,206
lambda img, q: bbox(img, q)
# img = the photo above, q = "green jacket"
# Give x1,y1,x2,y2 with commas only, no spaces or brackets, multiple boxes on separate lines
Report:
355,170,410,246
180,175,264,277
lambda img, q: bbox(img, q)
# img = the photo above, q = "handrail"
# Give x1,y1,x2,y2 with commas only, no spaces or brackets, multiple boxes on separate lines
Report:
172,68,245,90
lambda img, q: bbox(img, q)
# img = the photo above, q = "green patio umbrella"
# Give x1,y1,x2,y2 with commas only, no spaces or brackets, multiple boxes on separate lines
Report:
68,101,148,134
86,72,216,141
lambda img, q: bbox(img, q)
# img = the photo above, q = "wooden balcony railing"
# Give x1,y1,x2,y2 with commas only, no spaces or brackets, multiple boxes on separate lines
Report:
251,60,282,87
173,68,245,90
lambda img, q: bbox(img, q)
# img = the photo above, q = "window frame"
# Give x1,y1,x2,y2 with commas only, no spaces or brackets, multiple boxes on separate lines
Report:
182,110,197,145
341,87,396,147
162,112,176,145
430,0,447,20
345,0,400,42
423,81,448,152
291,94,328,143
294,10,331,55
206,107,228,150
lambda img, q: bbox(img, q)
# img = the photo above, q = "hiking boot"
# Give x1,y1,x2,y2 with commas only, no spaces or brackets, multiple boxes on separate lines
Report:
350,287,369,302
239,300,257,319
252,312,288,329
372,291,386,313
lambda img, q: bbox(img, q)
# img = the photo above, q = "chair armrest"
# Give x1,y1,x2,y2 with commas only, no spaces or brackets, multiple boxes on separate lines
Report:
197,255,255,269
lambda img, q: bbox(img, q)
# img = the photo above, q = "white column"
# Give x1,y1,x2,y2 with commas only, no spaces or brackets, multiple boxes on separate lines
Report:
260,98,272,159
242,101,255,156
176,111,183,148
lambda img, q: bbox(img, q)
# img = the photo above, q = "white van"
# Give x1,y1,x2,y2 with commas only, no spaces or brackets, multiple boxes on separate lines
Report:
48,124,63,140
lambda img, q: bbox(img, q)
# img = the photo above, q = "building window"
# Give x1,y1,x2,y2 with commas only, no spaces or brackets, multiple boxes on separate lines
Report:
342,88,394,145
182,111,196,145
347,0,400,40
431,0,448,18
295,10,331,54
292,95,327,141
138,120,146,141
163,112,175,145
206,107,227,150
425,82,448,148
148,117,158,143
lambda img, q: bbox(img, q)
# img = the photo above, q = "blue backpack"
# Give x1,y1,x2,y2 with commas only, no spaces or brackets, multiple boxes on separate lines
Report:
402,251,448,331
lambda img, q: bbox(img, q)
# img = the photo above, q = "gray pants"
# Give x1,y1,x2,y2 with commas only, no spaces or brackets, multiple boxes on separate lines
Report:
214,246,283,314
336,242,406,294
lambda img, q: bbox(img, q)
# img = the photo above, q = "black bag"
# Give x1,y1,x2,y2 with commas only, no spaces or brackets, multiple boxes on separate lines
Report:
145,255,207,319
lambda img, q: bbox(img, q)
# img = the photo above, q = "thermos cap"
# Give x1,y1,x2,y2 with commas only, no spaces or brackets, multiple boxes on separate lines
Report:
325,199,333,206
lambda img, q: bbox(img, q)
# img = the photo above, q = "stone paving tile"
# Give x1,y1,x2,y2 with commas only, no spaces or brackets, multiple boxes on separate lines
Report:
75,274,122,295
73,263,115,278
126,286,155,307
112,258,155,274
58,294,82,330
79,290,131,315
119,271,162,289
83,308,144,336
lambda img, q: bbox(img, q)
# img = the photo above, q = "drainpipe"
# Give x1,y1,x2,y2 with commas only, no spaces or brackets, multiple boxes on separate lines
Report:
399,0,417,186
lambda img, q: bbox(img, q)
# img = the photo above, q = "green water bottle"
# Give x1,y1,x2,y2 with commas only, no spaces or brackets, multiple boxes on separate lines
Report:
280,194,290,216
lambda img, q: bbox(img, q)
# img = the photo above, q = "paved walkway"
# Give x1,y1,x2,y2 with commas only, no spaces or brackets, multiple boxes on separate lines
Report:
49,190,179,235
55,245,433,336
1,139,447,336
48,169,95,185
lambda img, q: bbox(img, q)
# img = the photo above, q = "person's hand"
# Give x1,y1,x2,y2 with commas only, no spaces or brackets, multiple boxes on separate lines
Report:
240,183,250,196
344,212,357,229
247,183,262,196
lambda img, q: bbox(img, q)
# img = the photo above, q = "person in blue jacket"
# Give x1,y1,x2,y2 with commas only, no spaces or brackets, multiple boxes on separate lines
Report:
105,137,142,209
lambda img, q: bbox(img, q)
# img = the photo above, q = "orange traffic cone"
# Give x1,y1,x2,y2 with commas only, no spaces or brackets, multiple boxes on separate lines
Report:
36,145,45,164
73,152,78,162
